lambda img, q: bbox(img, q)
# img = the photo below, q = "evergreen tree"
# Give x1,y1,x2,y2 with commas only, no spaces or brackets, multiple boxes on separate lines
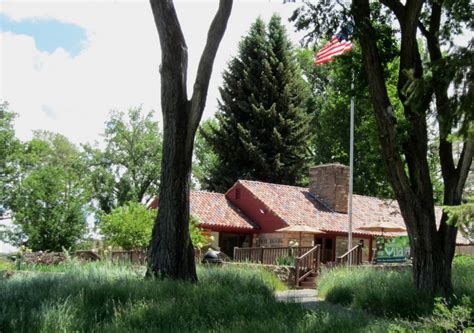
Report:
202,15,314,191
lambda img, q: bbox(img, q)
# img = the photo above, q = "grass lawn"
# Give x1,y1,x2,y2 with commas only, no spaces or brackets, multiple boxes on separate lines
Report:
0,255,13,271
317,255,474,331
1,261,392,332
1,256,472,332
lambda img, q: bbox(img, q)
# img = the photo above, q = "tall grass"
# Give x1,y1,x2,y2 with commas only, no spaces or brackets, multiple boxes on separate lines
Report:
0,261,391,332
317,255,474,319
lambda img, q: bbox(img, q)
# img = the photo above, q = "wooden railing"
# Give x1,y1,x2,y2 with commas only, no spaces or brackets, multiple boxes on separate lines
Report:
295,245,321,287
336,244,363,266
233,246,313,265
111,250,146,265
74,250,101,261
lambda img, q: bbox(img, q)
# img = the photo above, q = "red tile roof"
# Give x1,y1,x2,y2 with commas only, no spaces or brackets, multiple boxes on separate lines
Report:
237,180,471,245
190,191,256,231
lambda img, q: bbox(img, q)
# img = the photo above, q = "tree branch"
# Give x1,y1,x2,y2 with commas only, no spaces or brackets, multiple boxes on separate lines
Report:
189,0,233,143
380,0,405,21
150,0,189,107
352,0,414,203
455,137,474,200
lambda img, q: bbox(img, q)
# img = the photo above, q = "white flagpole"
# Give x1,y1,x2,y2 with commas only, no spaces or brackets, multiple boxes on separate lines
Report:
348,66,355,264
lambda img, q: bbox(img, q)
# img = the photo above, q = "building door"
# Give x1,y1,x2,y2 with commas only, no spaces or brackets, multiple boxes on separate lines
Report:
219,233,251,258
314,237,335,263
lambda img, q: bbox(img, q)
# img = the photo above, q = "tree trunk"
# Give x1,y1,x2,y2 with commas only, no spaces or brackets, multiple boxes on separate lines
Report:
147,103,197,280
353,0,473,297
146,0,232,280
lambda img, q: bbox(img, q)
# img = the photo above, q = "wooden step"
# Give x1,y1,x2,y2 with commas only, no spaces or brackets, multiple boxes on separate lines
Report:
299,280,316,288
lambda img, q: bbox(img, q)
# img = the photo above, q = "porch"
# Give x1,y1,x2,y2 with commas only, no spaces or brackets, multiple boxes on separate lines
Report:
232,243,363,288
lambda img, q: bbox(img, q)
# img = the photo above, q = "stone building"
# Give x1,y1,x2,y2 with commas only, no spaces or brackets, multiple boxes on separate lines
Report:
150,164,471,261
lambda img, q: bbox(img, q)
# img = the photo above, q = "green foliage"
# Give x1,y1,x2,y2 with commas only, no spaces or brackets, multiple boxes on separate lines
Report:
0,257,13,271
200,15,314,191
318,266,432,318
0,262,394,332
192,118,220,189
389,296,474,332
7,132,89,251
452,255,474,298
318,257,474,319
100,202,155,250
274,255,295,266
444,197,474,239
101,204,208,251
297,45,396,198
0,101,22,213
84,107,162,214
189,215,209,250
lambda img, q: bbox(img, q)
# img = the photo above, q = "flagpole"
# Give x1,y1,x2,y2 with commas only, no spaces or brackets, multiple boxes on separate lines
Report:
348,65,355,264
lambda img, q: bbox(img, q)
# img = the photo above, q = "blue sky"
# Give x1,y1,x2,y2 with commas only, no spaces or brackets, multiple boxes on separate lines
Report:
0,13,87,56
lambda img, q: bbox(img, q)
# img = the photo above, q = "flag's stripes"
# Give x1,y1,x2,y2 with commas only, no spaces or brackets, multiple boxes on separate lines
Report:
315,36,352,65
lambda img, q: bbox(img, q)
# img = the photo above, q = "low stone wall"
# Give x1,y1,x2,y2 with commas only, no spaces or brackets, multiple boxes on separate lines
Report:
225,262,296,287
22,252,66,265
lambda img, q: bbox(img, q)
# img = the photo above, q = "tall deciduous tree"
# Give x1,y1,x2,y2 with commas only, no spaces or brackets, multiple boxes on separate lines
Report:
293,0,473,296
0,102,22,216
147,0,232,281
201,15,314,192
8,132,90,251
352,0,473,296
84,107,162,214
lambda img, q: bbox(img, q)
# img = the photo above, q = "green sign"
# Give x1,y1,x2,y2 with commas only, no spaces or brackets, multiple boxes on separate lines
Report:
375,236,410,263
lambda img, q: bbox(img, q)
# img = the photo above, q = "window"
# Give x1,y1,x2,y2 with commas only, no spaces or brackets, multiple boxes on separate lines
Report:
235,188,241,200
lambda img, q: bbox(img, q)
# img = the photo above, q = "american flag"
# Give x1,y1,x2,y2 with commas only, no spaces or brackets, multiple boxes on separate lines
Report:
315,26,353,65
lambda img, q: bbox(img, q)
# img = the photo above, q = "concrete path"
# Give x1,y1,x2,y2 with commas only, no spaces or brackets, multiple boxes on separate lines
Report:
275,289,319,308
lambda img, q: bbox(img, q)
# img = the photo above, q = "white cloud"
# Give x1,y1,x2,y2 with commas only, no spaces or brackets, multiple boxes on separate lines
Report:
1,0,303,145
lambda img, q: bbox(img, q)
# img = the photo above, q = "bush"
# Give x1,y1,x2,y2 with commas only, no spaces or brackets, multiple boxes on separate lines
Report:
318,266,433,318
453,255,474,299
101,203,209,251
389,296,474,332
100,202,155,250
318,257,474,319
274,255,295,266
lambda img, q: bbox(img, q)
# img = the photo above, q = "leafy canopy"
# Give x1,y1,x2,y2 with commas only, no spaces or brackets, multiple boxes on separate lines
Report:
101,202,208,251
84,107,162,214
7,131,90,251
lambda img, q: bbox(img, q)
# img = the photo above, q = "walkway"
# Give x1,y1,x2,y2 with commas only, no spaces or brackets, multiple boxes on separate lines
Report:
275,289,319,308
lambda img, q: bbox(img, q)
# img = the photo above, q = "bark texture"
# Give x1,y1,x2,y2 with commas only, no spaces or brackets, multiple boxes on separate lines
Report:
353,0,474,296
147,0,233,280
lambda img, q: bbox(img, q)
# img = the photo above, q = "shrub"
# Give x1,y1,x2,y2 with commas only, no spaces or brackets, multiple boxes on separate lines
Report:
389,296,474,332
453,255,474,299
101,203,209,251
318,257,474,319
317,266,432,318
100,202,155,250
274,255,295,266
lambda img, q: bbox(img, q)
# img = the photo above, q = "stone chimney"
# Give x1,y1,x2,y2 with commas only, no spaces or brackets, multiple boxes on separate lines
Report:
309,164,349,213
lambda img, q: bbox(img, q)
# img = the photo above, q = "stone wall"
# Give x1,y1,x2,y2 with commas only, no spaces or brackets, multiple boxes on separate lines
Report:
22,252,66,265
225,262,296,287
